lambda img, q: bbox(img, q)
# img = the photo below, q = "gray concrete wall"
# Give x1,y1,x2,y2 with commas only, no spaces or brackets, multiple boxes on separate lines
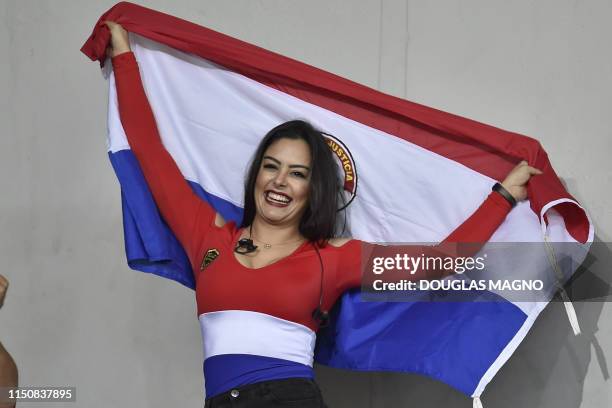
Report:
0,1,610,407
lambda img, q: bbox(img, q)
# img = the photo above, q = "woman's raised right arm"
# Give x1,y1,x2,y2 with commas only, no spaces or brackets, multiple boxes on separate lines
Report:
111,50,217,254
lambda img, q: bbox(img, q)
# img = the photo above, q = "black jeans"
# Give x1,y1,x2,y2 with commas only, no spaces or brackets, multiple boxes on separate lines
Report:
204,378,328,407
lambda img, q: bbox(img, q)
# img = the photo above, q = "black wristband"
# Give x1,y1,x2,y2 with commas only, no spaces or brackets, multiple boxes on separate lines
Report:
492,182,517,208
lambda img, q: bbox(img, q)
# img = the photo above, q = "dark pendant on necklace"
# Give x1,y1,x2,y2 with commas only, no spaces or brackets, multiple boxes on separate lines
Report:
264,243,272,249
234,238,258,254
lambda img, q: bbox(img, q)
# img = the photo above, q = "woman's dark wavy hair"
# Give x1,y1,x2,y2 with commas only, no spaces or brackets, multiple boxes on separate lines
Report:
241,120,342,245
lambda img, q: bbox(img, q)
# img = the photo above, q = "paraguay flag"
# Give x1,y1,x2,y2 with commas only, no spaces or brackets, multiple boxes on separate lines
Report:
81,2,593,405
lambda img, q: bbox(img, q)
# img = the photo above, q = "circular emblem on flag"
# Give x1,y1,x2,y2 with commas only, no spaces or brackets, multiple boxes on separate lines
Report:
322,133,358,210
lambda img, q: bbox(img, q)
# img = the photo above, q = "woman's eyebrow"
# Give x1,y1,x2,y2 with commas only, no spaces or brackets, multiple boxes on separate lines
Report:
263,155,281,164
263,155,310,171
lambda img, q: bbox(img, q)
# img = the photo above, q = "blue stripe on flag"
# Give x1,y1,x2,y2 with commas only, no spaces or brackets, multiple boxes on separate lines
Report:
109,149,243,289
314,289,527,395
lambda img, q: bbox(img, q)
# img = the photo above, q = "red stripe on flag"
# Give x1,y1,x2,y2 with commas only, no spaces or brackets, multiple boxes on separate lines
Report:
81,2,590,243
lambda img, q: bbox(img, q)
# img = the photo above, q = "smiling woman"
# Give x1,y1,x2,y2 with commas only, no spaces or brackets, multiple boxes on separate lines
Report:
256,138,312,221
103,19,542,408
243,120,344,246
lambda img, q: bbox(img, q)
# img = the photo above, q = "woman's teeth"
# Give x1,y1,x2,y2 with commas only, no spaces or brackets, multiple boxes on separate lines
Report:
266,191,291,204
